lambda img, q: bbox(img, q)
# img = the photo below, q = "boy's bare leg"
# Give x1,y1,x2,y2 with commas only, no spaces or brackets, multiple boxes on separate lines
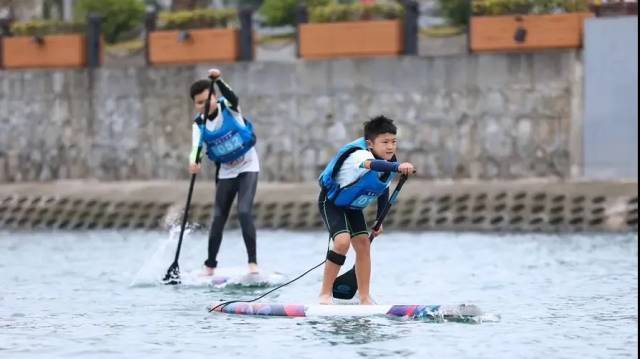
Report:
319,233,350,304
351,234,372,305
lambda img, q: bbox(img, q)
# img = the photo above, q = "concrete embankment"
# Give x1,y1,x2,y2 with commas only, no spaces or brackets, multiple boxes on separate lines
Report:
0,180,636,233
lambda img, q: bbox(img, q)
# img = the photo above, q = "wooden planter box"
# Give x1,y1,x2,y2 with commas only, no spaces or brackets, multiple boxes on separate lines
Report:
148,28,240,65
2,34,90,69
470,12,594,52
299,20,403,59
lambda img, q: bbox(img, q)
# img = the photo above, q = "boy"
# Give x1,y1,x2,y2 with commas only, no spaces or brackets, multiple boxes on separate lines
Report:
317,115,415,305
189,69,260,276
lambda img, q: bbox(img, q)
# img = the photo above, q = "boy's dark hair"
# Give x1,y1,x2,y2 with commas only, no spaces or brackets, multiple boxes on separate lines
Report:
364,115,397,141
189,79,215,100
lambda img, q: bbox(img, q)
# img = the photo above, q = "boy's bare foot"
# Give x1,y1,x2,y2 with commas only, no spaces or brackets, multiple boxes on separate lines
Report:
359,296,374,305
198,266,215,277
318,294,332,305
248,263,259,274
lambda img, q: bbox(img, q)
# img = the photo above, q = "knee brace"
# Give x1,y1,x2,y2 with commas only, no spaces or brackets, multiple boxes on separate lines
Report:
326,250,346,266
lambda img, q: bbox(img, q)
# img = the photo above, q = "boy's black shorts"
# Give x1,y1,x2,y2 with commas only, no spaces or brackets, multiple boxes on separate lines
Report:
318,189,369,240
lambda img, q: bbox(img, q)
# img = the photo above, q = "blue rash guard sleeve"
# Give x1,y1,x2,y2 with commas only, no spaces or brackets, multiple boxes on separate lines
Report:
368,160,400,173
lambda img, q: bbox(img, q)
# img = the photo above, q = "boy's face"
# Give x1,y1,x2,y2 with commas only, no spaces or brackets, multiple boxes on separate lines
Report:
367,133,397,161
193,89,217,115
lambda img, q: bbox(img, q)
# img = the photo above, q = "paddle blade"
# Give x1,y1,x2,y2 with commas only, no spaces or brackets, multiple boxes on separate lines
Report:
162,262,181,285
332,267,357,299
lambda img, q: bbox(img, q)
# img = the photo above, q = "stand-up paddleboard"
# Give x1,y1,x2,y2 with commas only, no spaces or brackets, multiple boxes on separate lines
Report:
181,268,287,288
131,264,286,288
208,272,287,288
210,303,494,323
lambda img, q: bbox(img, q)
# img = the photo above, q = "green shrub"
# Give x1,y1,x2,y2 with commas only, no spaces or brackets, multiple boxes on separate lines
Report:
156,8,238,30
10,20,86,36
309,1,404,23
259,0,332,27
74,0,146,43
472,0,589,16
437,0,470,27
259,0,298,26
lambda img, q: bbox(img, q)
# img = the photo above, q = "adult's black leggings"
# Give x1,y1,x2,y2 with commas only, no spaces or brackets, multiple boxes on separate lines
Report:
204,172,258,268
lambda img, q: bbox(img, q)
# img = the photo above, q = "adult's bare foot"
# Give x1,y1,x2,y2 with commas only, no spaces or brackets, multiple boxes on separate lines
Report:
248,263,259,274
198,266,215,277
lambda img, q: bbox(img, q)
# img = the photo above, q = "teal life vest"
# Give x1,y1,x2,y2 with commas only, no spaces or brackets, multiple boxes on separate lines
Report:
319,138,397,210
195,97,256,163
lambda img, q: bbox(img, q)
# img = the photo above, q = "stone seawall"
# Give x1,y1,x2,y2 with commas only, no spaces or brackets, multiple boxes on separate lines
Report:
0,52,583,182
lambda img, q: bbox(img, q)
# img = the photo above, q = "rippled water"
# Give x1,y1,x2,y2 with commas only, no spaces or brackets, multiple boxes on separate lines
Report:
0,230,637,358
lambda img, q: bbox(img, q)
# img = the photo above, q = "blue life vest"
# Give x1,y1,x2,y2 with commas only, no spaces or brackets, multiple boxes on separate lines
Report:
319,138,397,210
195,97,256,163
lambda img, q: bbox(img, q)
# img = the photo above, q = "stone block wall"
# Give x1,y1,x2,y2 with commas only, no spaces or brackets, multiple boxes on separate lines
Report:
0,52,583,182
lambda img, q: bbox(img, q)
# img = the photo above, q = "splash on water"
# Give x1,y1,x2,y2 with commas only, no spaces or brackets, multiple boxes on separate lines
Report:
129,224,194,287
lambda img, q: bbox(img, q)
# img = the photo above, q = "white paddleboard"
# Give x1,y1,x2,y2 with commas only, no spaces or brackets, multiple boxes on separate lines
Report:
181,267,287,288
209,302,498,323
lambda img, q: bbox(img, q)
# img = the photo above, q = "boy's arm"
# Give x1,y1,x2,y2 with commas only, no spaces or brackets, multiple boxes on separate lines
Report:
215,78,239,112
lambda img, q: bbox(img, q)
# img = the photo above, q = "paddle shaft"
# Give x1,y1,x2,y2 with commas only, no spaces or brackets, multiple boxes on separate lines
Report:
368,174,409,243
171,171,198,264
